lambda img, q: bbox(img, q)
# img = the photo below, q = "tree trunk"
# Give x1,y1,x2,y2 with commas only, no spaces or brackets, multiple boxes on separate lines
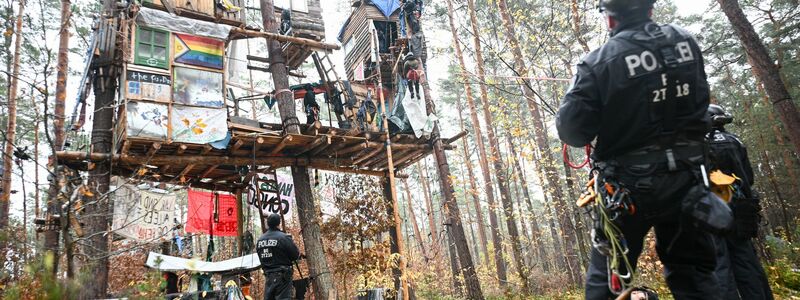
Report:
416,162,438,255
1,0,24,231
456,90,489,266
420,55,485,300
717,0,800,155
506,136,547,267
496,0,581,285
43,0,71,273
259,1,333,298
443,0,507,286
467,0,528,292
404,179,428,260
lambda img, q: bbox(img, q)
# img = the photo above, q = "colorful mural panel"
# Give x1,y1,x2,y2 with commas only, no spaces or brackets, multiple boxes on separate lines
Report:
173,66,225,108
126,101,169,139
174,33,224,70
171,105,228,144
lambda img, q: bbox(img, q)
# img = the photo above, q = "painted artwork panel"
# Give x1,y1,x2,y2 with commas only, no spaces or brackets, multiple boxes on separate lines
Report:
126,70,171,102
171,105,228,144
173,66,225,108
174,33,224,69
126,101,168,139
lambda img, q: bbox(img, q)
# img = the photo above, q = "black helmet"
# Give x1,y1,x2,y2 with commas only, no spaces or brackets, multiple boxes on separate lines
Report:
267,213,282,229
708,104,733,128
598,0,655,17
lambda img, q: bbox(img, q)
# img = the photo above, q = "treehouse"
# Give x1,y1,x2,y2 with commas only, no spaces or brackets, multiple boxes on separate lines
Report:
338,0,402,88
56,0,462,193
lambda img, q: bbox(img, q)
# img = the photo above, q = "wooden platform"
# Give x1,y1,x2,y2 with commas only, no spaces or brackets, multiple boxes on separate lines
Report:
57,122,462,192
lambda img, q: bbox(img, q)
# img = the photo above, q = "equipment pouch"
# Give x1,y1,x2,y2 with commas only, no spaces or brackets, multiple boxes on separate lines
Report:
732,195,761,238
681,184,733,234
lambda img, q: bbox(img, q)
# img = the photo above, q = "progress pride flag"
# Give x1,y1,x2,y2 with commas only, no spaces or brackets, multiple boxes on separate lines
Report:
185,189,238,236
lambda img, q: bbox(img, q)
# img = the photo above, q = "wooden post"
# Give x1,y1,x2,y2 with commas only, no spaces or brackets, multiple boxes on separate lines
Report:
236,188,244,254
373,27,410,300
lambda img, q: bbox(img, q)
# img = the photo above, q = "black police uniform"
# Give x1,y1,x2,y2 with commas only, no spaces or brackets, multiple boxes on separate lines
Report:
709,129,773,300
557,18,717,299
257,229,300,300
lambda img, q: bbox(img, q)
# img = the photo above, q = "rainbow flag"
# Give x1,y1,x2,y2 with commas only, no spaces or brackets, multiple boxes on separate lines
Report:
174,33,224,69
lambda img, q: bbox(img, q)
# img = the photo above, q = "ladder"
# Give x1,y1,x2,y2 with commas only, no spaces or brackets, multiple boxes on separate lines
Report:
311,51,356,126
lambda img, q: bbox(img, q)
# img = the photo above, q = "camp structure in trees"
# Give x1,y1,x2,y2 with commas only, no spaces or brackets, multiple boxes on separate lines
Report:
53,0,465,296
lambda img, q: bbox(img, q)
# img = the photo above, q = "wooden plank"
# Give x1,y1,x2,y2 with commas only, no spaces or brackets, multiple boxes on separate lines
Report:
353,146,383,166
269,135,293,155
200,165,219,178
147,142,162,157
336,141,368,156
295,135,331,156
176,144,188,155
253,137,265,154
177,164,196,178
230,139,245,153
229,28,340,51
200,144,213,155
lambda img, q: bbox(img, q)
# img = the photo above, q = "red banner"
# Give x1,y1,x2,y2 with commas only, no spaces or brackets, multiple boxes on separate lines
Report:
185,189,238,236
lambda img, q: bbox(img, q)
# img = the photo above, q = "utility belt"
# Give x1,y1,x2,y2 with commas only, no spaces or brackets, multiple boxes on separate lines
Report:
600,143,706,173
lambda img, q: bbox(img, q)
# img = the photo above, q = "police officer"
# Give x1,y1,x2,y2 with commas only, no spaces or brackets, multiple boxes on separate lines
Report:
257,213,300,300
556,0,717,299
707,104,773,300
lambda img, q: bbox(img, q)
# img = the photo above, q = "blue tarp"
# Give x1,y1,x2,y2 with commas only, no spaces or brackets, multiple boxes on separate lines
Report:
369,0,400,18
338,0,400,42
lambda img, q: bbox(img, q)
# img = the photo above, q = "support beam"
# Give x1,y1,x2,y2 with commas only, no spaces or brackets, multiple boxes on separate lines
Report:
147,143,162,157
176,144,188,155
200,165,219,178
229,27,340,51
269,135,293,155
201,144,213,155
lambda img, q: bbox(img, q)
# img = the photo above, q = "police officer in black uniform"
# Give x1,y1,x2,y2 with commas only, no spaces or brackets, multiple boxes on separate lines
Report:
707,104,773,300
257,213,300,300
557,0,718,298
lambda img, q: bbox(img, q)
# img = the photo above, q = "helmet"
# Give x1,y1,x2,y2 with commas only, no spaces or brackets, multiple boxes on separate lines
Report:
267,213,281,229
598,0,655,17
707,104,733,128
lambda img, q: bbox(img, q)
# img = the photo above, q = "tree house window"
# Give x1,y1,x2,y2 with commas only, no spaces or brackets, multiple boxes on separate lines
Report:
275,0,308,13
135,27,170,69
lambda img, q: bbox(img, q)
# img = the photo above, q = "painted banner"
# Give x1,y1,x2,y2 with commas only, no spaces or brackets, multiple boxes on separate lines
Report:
112,184,177,241
186,189,238,236
249,174,295,220
174,33,225,70
126,70,172,102
171,105,228,144
126,101,169,139
173,66,224,108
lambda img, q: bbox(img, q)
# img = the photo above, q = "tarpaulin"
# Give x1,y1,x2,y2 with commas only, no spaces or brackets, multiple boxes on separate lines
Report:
136,7,232,40
368,0,401,18
186,190,238,236
112,183,177,242
388,76,434,138
145,252,260,273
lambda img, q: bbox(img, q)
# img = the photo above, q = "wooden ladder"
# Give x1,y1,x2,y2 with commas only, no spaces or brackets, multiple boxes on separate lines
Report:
311,51,356,125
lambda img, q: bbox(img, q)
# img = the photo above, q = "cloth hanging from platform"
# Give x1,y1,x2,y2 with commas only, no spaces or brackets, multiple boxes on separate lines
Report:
388,77,433,138
186,190,239,237
111,183,178,242
146,252,261,273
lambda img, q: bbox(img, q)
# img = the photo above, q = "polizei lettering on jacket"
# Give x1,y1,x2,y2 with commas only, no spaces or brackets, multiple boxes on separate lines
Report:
623,40,695,77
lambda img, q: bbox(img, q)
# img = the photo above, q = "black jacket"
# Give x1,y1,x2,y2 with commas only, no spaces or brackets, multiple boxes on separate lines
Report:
708,129,755,192
557,20,710,161
256,229,300,270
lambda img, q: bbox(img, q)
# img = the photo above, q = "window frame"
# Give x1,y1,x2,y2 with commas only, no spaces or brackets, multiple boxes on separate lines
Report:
134,26,170,69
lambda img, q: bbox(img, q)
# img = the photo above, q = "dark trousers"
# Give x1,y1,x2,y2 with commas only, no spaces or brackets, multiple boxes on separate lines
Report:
715,234,774,300
585,170,720,300
407,80,419,99
264,268,293,300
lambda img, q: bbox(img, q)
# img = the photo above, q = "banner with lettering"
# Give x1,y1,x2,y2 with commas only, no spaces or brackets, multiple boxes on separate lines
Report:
112,184,177,242
248,174,296,221
186,189,238,236
125,69,172,102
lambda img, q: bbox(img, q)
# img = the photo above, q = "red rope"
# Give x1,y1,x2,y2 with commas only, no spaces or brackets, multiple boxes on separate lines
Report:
563,144,591,169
